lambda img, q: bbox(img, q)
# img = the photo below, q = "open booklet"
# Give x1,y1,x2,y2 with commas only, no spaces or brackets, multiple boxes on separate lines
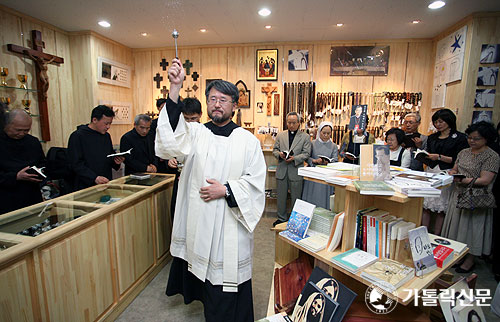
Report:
318,155,334,163
26,166,47,179
107,148,133,158
282,150,294,159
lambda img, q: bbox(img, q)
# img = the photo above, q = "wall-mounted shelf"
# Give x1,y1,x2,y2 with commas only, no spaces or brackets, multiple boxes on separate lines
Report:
0,85,37,93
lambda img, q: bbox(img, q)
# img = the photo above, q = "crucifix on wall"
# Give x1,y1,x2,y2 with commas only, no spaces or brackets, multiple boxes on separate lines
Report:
183,59,193,75
7,30,64,141
261,83,277,116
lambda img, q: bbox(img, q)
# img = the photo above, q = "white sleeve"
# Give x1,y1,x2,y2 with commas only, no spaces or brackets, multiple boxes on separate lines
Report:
401,148,412,168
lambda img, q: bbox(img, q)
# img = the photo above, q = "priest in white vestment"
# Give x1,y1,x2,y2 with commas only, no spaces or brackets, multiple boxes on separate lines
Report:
155,58,266,322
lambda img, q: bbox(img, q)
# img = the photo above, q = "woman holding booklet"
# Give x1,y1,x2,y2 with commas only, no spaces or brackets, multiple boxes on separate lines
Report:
301,121,338,209
442,121,499,273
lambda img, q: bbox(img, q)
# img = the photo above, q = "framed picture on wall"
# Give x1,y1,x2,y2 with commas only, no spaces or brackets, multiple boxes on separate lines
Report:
477,67,499,86
330,46,390,76
480,44,500,63
472,110,493,124
97,57,131,88
257,102,264,113
288,50,309,71
99,100,132,124
235,80,250,108
256,49,278,81
474,89,495,108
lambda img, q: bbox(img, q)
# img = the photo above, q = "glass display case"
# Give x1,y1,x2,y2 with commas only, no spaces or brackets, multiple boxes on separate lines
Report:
122,174,173,187
60,184,145,204
0,202,100,237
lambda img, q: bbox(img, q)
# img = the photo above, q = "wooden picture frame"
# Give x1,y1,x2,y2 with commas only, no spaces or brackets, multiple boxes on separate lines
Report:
330,46,390,76
257,49,278,81
97,57,131,88
235,80,250,108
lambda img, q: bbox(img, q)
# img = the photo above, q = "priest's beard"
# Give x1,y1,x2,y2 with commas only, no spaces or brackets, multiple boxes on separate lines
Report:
209,110,231,125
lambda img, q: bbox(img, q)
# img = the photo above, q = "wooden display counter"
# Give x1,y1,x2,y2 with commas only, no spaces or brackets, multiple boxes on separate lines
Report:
272,178,468,307
0,174,175,322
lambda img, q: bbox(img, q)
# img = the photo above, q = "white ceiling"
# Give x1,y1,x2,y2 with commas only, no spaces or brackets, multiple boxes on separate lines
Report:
3,0,500,48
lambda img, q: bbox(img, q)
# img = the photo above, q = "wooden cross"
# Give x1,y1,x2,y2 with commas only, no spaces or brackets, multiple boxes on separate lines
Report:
185,86,193,97
191,71,199,81
161,86,169,98
7,30,64,141
160,58,169,71
261,83,277,116
183,59,193,75
153,73,163,88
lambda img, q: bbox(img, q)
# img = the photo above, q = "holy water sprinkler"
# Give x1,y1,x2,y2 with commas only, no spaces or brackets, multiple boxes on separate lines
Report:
172,29,179,58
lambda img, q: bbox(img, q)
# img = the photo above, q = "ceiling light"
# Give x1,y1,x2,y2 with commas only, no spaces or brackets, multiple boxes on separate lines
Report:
412,20,421,24
428,1,445,9
336,23,344,27
200,28,207,33
265,25,272,29
98,20,111,28
141,32,148,36
258,8,271,17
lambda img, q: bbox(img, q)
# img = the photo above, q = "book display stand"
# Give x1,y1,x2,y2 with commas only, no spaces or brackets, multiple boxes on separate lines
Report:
271,177,469,309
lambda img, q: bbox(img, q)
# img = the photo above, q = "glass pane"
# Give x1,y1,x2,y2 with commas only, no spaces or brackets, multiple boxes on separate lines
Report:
123,174,172,186
60,185,145,204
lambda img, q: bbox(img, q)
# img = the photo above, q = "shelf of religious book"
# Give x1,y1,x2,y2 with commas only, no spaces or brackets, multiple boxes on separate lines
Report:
0,174,175,322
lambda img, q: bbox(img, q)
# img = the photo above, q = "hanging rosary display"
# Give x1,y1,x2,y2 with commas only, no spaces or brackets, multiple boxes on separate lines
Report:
282,81,316,130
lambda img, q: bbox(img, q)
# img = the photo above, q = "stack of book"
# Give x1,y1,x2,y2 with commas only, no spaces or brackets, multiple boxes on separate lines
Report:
360,258,415,292
298,207,335,252
428,233,467,256
330,248,379,274
352,181,395,196
386,179,441,197
326,212,345,252
392,170,452,188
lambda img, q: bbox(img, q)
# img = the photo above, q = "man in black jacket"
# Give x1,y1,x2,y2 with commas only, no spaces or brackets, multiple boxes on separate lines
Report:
0,107,46,214
120,114,157,175
67,105,124,191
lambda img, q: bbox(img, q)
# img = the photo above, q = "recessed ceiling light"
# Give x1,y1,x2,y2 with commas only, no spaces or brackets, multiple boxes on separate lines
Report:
412,20,421,24
141,32,148,36
98,20,111,28
200,28,207,33
265,25,272,29
336,23,344,27
258,8,271,17
428,1,445,9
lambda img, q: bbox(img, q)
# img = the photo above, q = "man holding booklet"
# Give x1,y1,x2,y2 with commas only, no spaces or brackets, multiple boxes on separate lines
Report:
67,105,124,191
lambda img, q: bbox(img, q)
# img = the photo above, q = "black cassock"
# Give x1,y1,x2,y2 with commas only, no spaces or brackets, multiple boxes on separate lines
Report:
0,132,45,214
120,128,157,175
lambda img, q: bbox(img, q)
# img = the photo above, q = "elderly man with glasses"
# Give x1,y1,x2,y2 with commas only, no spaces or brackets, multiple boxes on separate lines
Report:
403,113,428,170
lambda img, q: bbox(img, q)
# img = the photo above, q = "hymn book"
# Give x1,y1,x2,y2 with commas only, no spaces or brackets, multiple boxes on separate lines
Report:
107,148,132,158
318,155,335,163
27,166,46,180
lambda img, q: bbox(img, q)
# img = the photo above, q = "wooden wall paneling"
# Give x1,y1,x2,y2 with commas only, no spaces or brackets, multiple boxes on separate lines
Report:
69,34,94,132
253,45,284,129
114,198,154,295
133,51,153,116
227,46,255,127
0,258,35,322
312,44,342,93
39,220,114,322
150,50,165,113
372,42,408,93
200,47,228,123
54,31,75,147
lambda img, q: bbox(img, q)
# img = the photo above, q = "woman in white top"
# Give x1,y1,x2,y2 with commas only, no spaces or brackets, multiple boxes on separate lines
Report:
385,128,411,168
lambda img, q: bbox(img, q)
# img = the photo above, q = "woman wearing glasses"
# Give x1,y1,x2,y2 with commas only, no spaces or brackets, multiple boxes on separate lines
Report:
442,121,499,273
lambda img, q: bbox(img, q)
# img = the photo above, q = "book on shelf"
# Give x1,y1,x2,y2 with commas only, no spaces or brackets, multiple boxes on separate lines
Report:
279,199,316,243
360,144,391,181
298,207,335,252
365,210,390,256
298,234,331,253
107,148,132,158
393,170,452,188
318,154,335,163
389,221,409,260
385,218,404,259
433,245,454,268
393,221,416,267
130,172,151,180
353,207,376,250
353,181,394,196
325,175,359,186
386,180,441,197
26,165,47,180
331,248,379,274
292,267,356,322
360,258,415,293
408,226,437,276
428,234,467,256
327,212,345,252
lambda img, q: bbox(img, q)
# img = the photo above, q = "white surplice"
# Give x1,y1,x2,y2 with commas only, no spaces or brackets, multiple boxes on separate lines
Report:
155,108,266,292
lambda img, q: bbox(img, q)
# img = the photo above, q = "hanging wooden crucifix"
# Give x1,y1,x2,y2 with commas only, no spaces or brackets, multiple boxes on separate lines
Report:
153,73,163,89
159,58,169,71
183,59,193,75
7,30,64,141
261,83,277,116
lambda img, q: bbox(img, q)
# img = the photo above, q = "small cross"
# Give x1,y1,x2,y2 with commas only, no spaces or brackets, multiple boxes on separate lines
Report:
160,58,169,71
191,71,199,81
161,85,169,98
185,86,193,97
153,73,163,88
183,59,193,75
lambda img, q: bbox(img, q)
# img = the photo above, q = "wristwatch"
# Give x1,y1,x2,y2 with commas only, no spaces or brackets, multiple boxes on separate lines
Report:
224,184,231,198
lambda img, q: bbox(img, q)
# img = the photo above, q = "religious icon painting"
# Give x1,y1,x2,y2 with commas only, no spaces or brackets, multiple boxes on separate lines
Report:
480,44,500,63
288,50,309,71
472,110,492,124
235,80,250,108
477,67,499,86
474,89,495,108
330,46,390,76
256,49,278,81
257,102,264,113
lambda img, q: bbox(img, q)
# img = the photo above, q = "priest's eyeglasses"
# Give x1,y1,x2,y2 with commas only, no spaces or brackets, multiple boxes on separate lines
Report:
207,97,233,106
